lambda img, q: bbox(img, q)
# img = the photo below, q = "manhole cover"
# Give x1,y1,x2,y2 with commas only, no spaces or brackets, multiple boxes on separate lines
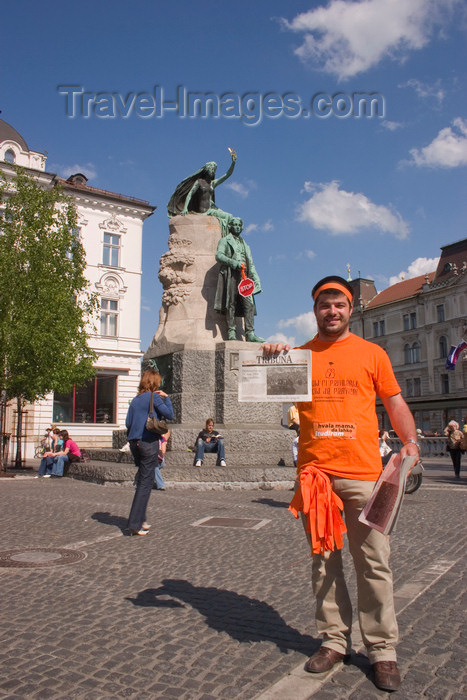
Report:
0,548,86,568
192,516,270,530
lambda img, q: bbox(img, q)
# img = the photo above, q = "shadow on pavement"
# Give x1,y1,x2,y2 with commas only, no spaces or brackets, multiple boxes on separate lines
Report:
251,497,291,508
91,511,128,532
126,578,318,654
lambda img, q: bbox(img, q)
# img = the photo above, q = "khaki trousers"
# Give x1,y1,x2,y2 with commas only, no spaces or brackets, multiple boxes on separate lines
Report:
306,477,398,663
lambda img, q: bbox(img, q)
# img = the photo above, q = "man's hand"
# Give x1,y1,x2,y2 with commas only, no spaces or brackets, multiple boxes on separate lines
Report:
382,393,419,469
261,342,291,355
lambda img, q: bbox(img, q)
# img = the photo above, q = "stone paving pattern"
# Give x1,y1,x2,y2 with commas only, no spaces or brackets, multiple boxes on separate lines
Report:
0,462,465,699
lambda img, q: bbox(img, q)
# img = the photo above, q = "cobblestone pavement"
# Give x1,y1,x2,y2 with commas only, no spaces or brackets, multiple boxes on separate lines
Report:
0,465,465,699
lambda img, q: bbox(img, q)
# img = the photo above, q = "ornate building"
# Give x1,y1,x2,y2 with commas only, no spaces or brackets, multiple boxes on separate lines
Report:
0,120,155,457
349,238,467,433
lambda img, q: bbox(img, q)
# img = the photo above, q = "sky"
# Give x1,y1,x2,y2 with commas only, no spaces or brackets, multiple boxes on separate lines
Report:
1,0,467,350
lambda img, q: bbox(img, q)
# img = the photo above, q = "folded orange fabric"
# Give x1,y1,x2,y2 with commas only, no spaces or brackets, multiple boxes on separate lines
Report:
289,465,347,555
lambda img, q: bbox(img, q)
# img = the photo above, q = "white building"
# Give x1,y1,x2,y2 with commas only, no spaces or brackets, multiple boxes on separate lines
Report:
0,120,155,458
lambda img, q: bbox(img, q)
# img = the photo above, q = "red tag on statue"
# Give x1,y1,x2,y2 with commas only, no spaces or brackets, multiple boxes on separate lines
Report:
238,263,255,297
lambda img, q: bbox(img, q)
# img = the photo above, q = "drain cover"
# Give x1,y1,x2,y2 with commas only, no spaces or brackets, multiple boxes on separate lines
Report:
0,548,86,568
192,516,270,530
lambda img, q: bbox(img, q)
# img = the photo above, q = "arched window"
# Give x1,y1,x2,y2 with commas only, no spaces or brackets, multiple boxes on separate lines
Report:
412,341,420,363
404,344,412,364
4,149,15,163
439,336,448,358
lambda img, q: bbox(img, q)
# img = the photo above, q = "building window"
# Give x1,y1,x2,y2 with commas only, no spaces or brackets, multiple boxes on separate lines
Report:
404,342,421,364
406,379,413,397
4,149,15,163
373,321,379,337
439,336,448,358
441,373,449,394
410,312,417,329
414,377,421,397
100,298,118,336
379,320,385,336
403,314,409,331
436,304,445,323
103,233,121,267
53,375,117,423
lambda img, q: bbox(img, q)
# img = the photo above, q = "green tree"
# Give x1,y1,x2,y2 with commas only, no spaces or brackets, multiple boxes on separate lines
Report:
0,168,97,468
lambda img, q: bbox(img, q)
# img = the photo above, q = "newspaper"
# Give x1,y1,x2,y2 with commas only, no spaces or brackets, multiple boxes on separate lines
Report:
358,454,418,535
238,349,312,402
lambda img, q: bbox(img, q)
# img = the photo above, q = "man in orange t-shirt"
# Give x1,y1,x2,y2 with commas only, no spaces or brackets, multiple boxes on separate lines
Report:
263,275,418,692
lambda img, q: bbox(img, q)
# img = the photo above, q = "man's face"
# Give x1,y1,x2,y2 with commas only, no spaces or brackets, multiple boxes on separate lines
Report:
207,421,214,432
314,291,352,340
230,220,243,236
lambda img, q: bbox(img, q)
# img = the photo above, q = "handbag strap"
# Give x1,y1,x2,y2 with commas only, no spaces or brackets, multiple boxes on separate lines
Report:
148,391,155,418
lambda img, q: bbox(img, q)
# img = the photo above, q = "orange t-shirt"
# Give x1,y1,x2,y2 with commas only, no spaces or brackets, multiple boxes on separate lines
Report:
296,333,401,481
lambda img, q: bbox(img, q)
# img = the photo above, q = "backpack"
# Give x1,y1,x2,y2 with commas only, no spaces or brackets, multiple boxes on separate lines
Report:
448,429,463,450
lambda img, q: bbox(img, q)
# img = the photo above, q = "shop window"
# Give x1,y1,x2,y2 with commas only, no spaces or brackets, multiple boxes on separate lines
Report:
53,375,117,423
103,233,121,267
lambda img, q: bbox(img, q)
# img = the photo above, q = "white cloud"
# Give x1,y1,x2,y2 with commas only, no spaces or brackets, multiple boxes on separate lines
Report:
297,181,410,239
399,78,445,103
388,256,439,285
265,332,296,346
281,0,459,80
278,311,317,340
296,249,317,260
57,162,97,180
381,120,404,131
225,179,257,198
407,117,467,168
245,220,275,236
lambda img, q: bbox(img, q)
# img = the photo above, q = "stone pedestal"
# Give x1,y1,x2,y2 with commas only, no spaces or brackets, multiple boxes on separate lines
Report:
143,215,292,467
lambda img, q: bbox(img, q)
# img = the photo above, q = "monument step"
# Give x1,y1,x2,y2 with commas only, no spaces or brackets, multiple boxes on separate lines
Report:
67,459,296,490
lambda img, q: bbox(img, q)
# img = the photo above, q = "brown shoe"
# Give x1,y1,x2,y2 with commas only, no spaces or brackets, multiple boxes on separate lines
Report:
304,646,346,673
372,661,401,691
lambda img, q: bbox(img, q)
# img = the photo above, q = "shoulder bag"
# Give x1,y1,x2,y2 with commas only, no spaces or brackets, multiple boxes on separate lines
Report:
146,391,169,435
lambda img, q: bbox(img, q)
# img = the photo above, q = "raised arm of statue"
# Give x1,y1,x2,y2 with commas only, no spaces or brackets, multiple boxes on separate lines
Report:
212,149,237,190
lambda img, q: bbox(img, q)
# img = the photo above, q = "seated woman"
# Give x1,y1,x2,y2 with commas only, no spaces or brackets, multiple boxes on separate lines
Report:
194,419,226,468
36,428,64,478
49,430,81,477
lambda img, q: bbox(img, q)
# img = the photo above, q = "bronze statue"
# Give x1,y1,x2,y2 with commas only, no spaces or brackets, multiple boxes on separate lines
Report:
167,149,237,236
214,217,264,342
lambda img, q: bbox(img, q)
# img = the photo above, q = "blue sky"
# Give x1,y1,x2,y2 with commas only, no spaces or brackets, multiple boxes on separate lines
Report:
2,0,466,349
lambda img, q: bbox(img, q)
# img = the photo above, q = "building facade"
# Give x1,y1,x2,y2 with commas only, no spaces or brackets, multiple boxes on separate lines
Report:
0,120,155,458
349,238,467,434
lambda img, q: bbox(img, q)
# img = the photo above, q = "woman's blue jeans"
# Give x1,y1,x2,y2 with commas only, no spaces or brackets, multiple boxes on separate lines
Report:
128,439,158,530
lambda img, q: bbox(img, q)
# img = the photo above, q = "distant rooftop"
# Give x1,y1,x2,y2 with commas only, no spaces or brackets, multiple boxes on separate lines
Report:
365,272,436,309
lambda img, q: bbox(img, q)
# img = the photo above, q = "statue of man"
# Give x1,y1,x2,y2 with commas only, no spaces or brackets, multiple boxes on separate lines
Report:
214,217,264,342
167,150,237,236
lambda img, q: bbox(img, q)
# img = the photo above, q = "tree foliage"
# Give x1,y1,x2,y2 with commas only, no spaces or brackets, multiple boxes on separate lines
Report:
0,168,97,404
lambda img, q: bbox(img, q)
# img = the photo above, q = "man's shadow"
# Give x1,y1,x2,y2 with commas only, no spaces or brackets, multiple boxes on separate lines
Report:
251,498,290,509
92,511,128,532
126,578,317,655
